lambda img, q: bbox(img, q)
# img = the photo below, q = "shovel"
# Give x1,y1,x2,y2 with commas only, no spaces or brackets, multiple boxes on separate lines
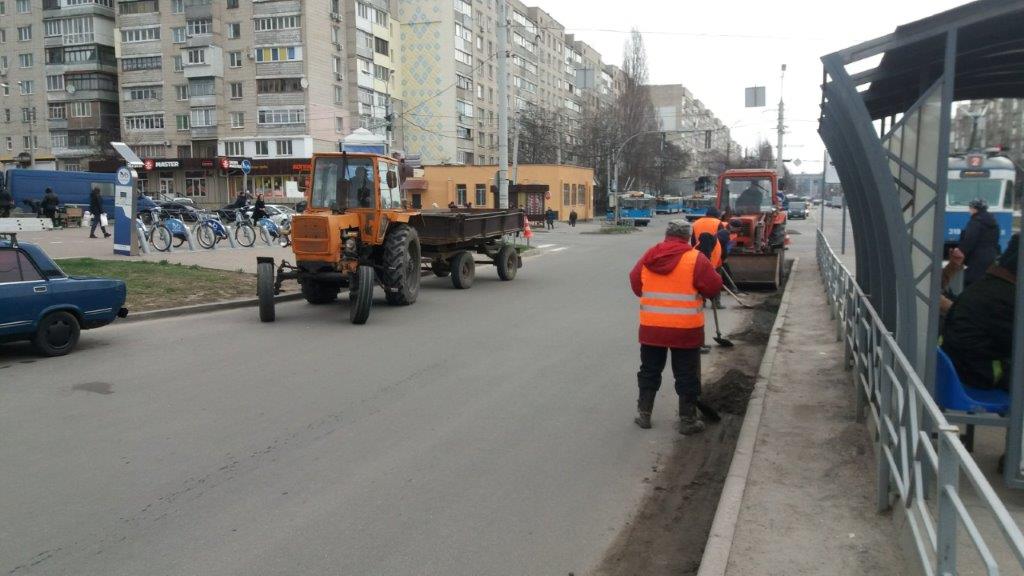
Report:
711,302,734,347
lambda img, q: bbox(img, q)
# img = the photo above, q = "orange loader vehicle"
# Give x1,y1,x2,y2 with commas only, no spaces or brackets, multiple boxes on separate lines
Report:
256,152,524,324
715,169,788,289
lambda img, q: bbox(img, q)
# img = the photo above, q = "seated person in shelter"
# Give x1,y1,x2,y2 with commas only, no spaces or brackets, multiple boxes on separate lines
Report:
941,233,1018,390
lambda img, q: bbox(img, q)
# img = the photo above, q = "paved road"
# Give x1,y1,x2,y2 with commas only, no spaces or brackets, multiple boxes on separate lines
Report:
0,220,751,576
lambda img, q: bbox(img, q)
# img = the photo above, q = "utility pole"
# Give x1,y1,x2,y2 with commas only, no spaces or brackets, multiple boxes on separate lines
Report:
776,64,786,177
511,117,520,183
496,0,510,209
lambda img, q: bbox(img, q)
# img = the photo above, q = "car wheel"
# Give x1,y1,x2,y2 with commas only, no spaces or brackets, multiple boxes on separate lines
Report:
32,311,81,357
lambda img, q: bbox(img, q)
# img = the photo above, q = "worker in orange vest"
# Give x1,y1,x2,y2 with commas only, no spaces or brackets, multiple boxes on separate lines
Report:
629,219,723,434
691,207,729,310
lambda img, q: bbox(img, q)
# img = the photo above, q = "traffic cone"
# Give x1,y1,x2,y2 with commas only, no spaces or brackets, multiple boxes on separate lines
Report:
523,215,533,246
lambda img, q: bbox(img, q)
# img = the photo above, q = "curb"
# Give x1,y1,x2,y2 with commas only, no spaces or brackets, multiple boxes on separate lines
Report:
696,256,800,576
122,292,304,323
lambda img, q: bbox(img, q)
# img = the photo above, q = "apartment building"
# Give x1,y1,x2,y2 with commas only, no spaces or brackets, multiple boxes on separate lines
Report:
0,0,119,171
107,0,399,206
649,83,741,182
952,99,1024,166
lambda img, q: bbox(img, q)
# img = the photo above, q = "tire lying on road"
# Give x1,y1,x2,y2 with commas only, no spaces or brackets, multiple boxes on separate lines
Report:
257,261,276,323
383,224,421,306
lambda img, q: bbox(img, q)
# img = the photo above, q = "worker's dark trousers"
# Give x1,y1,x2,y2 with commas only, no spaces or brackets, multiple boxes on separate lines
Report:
637,345,701,400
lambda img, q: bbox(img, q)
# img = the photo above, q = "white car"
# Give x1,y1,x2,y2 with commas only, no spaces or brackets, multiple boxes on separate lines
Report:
264,204,296,226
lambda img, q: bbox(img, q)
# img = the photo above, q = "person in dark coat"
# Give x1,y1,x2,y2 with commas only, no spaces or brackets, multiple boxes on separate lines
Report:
942,233,1018,390
252,193,268,221
629,220,723,434
545,208,556,230
41,188,60,225
959,198,1001,286
0,186,13,217
88,187,110,238
569,210,578,227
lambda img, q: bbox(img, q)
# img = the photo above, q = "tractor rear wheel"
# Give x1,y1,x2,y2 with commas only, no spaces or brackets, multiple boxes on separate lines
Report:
349,265,374,325
383,224,421,306
451,251,475,289
302,280,338,304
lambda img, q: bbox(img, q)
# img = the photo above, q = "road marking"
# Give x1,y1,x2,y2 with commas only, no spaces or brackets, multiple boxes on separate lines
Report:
50,241,63,244
549,247,568,252
537,243,555,248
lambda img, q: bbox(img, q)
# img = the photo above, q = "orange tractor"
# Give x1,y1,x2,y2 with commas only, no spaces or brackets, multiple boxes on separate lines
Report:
257,152,524,324
715,169,788,289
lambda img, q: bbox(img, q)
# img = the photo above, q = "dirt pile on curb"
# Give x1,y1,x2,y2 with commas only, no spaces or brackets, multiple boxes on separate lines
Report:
702,369,757,416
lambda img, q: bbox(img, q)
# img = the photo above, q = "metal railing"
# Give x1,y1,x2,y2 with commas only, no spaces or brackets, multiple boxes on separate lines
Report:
816,229,1024,575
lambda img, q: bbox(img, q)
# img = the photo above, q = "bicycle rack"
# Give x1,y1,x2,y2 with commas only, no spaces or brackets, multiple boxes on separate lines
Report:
135,220,151,255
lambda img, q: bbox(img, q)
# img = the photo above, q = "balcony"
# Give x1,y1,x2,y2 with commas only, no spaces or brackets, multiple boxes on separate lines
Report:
120,67,163,84
53,145,102,158
255,61,303,77
256,93,305,107
184,1,213,19
254,124,306,136
117,12,161,29
186,34,217,48
59,3,115,18
48,118,68,130
119,41,162,58
255,29,300,46
188,94,217,107
190,125,218,139
253,0,300,16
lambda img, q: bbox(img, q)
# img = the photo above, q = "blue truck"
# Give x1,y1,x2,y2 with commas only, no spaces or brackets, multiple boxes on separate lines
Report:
3,169,119,216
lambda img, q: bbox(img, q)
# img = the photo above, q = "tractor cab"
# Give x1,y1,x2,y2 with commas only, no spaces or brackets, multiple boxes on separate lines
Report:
715,169,788,288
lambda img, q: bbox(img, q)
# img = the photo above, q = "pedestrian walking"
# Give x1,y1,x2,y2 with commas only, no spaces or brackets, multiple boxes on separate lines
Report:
545,208,556,230
41,188,60,226
0,186,13,218
569,210,578,227
959,198,1001,286
88,187,110,238
629,219,723,434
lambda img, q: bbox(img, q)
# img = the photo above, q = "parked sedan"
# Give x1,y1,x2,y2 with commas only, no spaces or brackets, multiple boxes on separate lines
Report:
158,201,200,222
0,240,127,356
264,204,296,226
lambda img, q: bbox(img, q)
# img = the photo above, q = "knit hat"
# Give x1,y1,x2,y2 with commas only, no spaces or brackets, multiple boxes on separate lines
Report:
969,198,989,211
666,219,692,239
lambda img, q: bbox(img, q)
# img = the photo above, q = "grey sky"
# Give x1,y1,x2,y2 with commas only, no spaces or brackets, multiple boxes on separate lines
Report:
537,0,972,173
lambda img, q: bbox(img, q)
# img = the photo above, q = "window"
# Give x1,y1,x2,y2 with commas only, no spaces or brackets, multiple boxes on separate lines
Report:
187,19,212,36
122,56,162,71
175,84,188,100
173,56,184,72
254,15,299,31
230,82,243,99
51,133,67,149
255,46,302,62
189,78,214,96
187,49,206,65
230,111,244,128
334,85,344,104
456,99,473,118
4,137,10,151
563,183,570,205
0,251,43,284
21,107,35,123
124,113,165,131
455,49,472,65
19,80,34,94
18,53,32,68
356,2,369,20
332,26,340,44
17,25,31,42
121,27,160,43
190,107,215,127
456,126,472,140
475,184,486,206
71,101,92,118
172,27,185,43
125,85,160,100
227,0,238,7
453,0,471,17
375,37,389,56
357,58,372,78
374,8,388,26
185,172,207,198
65,73,115,92
276,140,293,156
16,0,29,12
175,114,189,131
476,84,483,99
373,65,389,82
456,74,472,91
171,0,184,12
229,51,242,68
2,109,7,122
227,22,240,39
119,0,158,13
335,117,344,132
257,108,305,125
254,140,269,156
44,20,61,37
0,29,5,43
48,103,66,120
456,184,467,205
256,77,303,93
224,141,244,156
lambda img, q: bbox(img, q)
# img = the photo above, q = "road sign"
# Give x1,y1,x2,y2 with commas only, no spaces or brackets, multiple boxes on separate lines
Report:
240,159,252,175
745,86,766,108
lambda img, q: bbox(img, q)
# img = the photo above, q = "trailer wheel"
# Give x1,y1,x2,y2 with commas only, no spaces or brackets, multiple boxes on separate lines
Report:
431,259,450,277
301,280,338,304
496,245,518,281
349,265,374,324
383,224,421,305
451,251,475,289
257,261,276,322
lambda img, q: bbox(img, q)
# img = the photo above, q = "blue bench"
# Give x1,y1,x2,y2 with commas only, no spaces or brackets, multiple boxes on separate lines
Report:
936,347,1010,451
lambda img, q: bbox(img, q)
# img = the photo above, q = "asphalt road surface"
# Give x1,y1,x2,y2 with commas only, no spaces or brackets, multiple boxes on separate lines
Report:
0,220,751,576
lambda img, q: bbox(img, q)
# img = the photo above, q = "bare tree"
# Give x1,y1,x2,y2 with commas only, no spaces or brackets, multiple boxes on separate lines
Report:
616,29,659,191
515,105,561,165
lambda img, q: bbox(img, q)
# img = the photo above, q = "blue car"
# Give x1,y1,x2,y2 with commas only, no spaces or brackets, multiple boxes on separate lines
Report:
0,240,127,356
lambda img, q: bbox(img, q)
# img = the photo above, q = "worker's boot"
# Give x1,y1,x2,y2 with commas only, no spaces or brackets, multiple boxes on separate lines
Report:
678,397,706,436
634,390,656,429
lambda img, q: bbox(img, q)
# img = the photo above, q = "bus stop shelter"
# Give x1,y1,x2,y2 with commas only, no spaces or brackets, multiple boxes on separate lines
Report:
818,0,1024,487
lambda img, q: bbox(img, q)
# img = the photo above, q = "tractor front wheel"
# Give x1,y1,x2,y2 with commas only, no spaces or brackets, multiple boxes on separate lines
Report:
349,265,374,324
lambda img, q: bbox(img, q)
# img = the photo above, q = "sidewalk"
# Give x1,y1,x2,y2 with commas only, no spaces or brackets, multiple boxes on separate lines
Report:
718,231,906,575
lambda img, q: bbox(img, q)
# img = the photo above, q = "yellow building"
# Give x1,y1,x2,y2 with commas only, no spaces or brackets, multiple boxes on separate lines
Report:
411,164,595,222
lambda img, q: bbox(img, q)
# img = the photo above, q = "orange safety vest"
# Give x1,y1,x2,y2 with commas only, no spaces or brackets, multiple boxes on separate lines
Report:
692,217,723,268
639,250,704,329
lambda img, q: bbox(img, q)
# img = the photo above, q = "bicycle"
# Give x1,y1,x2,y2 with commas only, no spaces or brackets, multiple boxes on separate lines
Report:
192,210,230,249
137,207,188,252
255,216,290,247
233,208,258,247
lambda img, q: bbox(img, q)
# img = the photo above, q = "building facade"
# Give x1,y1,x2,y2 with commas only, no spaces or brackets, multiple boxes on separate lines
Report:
649,83,740,186
952,99,1024,166
109,0,399,206
0,0,120,171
